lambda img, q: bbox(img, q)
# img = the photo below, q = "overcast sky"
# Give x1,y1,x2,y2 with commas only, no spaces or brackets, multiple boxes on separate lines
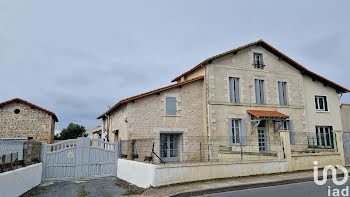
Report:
1,0,349,130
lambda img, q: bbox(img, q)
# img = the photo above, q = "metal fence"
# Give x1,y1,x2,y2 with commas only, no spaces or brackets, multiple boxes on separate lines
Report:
0,140,42,173
120,136,283,164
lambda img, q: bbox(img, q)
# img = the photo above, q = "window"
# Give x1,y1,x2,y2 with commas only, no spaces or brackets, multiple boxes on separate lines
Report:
253,53,264,69
229,77,240,103
255,79,265,104
230,119,241,144
279,120,289,130
315,126,333,148
166,97,177,115
315,96,328,112
14,109,20,114
278,81,288,105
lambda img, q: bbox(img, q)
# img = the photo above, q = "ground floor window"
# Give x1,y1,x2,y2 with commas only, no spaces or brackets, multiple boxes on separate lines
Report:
315,126,333,148
280,120,289,130
160,134,179,162
230,119,241,144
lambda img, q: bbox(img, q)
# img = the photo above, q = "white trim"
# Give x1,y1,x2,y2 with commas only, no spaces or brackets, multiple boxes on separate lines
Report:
227,76,240,103
314,94,330,112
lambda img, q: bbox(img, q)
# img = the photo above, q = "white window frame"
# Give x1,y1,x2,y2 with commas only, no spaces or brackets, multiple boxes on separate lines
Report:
231,119,241,144
315,125,333,148
229,77,240,103
278,120,289,131
278,81,288,106
255,79,265,104
314,95,329,112
253,53,264,69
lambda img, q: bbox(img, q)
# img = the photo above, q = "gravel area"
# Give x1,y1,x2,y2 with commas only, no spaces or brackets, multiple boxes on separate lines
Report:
21,177,126,197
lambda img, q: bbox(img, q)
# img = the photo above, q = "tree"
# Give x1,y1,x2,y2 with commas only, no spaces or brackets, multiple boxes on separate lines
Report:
55,123,86,140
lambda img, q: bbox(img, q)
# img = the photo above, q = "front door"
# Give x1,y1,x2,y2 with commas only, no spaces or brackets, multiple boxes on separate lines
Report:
160,134,179,162
258,127,267,153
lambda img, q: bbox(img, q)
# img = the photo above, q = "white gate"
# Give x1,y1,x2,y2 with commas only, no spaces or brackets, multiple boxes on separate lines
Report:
41,137,120,181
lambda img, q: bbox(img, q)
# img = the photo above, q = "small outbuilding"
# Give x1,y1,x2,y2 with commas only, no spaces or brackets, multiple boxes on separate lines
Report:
0,98,58,143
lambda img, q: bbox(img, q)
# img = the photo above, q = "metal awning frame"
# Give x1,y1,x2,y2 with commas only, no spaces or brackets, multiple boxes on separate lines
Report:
250,115,288,133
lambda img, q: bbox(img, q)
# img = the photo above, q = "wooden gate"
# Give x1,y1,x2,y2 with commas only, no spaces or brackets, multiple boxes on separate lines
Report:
41,137,120,181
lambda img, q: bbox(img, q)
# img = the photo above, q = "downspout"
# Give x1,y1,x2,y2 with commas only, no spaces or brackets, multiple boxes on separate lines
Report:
104,114,110,142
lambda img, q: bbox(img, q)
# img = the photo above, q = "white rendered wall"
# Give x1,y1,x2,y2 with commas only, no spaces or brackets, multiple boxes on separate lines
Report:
117,159,287,188
0,163,42,197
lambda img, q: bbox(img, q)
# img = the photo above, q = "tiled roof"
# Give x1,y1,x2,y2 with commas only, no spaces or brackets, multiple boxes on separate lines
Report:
247,110,289,119
97,75,204,119
171,40,350,93
0,98,58,122
341,103,350,107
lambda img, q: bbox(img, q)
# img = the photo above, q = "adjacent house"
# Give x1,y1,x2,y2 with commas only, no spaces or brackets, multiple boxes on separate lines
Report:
98,40,349,163
85,126,102,139
341,104,350,133
0,98,58,143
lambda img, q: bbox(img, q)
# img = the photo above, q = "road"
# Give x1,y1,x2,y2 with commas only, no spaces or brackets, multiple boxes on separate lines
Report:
201,179,350,197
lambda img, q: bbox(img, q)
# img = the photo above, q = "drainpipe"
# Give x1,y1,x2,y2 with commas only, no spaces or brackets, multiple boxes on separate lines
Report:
104,114,110,141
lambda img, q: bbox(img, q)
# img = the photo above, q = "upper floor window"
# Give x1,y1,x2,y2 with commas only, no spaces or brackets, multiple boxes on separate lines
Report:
278,81,288,105
253,53,265,69
255,79,265,104
229,77,240,103
315,95,328,112
166,97,177,115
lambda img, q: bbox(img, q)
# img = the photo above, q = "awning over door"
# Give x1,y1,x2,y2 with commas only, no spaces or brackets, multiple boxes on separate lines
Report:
247,110,289,133
247,110,289,119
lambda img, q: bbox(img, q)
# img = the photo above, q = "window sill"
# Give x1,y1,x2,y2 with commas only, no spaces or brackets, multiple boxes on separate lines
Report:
162,115,181,117
315,110,329,113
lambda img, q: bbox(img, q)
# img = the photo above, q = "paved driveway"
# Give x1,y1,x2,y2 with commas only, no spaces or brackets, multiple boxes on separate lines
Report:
21,177,126,197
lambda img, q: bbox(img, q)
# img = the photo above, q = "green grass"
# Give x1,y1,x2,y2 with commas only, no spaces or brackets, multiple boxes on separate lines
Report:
78,184,89,197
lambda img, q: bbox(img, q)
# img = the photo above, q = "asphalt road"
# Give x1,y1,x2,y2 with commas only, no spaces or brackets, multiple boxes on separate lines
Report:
201,179,350,197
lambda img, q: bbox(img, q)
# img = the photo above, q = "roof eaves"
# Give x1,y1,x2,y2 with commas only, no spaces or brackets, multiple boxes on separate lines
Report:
97,75,204,119
0,98,58,122
172,40,350,93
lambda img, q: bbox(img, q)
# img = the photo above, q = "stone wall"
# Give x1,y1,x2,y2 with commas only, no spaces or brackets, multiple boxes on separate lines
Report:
110,79,208,162
0,102,55,143
207,46,308,152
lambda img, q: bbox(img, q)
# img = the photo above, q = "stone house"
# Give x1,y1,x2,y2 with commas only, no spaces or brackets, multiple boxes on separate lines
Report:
98,40,349,163
341,104,350,133
0,98,58,143
85,126,102,139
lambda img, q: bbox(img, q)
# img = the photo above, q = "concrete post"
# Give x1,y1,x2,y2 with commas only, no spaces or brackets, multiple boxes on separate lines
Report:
279,130,292,171
334,130,345,166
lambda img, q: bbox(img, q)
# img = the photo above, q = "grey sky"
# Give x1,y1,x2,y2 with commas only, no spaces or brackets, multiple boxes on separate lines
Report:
1,0,349,130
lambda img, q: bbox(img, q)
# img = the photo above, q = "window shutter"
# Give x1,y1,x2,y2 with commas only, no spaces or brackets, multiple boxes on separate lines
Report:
278,82,283,105
229,78,234,103
282,83,287,105
260,80,264,104
289,120,295,145
255,80,260,104
166,97,177,115
241,119,247,145
228,118,233,145
234,78,240,103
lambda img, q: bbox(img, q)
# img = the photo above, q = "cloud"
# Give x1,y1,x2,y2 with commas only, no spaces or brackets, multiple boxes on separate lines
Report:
0,0,349,130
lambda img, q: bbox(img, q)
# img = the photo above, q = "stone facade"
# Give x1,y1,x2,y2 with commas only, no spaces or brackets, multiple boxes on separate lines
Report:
99,40,347,164
85,126,102,139
0,99,57,144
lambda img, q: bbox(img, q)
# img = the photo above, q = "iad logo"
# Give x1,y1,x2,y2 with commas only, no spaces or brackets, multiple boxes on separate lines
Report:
314,161,349,197
313,161,348,185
